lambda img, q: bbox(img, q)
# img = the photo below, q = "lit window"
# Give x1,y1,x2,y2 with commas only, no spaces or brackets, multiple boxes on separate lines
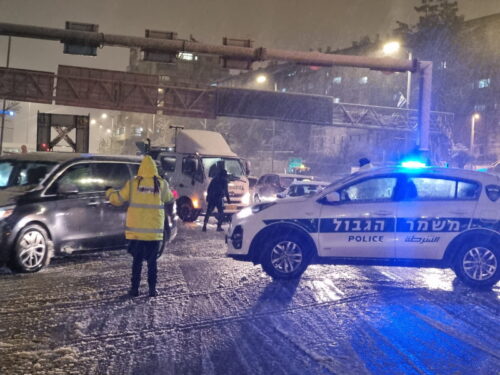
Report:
333,76,342,84
333,97,340,103
474,104,486,112
359,76,368,85
439,61,447,69
478,78,490,88
281,88,287,92
177,52,194,61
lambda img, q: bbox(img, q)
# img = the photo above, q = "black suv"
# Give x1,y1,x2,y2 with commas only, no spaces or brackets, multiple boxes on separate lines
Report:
0,152,177,273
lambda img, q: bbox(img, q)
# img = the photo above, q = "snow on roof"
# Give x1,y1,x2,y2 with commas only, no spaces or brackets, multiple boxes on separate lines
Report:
176,130,237,157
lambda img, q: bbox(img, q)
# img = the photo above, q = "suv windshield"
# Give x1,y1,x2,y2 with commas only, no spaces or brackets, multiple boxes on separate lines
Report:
202,157,246,179
0,160,56,189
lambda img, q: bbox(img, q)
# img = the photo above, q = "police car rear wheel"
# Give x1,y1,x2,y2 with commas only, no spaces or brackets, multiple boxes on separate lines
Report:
261,235,310,279
454,241,499,288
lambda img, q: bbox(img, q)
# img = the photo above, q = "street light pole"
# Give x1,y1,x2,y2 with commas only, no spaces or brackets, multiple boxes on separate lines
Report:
0,36,12,156
406,52,412,109
470,113,480,155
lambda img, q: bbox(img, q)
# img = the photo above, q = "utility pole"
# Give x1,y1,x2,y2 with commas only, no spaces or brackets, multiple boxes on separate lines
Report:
0,36,12,156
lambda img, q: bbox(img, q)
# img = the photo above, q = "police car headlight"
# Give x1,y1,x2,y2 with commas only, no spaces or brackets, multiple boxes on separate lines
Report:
236,202,275,219
0,205,15,220
241,192,250,206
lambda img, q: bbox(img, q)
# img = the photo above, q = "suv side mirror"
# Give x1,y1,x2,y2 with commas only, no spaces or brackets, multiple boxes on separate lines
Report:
245,160,251,176
58,183,79,195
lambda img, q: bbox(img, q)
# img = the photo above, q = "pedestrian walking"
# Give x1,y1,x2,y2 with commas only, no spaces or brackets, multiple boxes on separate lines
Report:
202,168,231,232
106,155,173,298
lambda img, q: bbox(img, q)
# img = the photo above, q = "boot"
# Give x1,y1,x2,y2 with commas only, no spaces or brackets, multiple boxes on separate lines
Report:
202,223,207,232
149,288,158,297
216,225,224,232
129,287,139,297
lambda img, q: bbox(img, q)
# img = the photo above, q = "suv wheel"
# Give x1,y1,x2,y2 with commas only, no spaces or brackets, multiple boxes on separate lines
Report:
454,240,499,289
261,234,312,279
11,224,50,273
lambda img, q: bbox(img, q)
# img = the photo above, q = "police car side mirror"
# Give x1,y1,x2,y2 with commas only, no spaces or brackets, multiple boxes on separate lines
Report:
319,191,340,205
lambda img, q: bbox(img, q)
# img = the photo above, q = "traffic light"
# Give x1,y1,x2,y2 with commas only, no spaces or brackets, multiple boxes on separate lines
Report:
221,37,253,70
142,30,178,63
63,22,99,56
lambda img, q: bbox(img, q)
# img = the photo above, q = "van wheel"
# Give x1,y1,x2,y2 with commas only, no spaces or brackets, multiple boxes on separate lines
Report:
261,233,311,279
177,199,198,222
11,224,50,273
453,240,499,289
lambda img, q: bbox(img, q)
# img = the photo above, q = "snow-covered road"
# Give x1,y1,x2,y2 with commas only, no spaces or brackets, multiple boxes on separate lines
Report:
1,220,499,374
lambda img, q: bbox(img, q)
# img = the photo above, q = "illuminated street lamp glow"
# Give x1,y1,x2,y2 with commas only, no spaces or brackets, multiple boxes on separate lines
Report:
382,41,401,55
90,119,96,125
101,113,108,120
472,113,480,120
255,74,267,84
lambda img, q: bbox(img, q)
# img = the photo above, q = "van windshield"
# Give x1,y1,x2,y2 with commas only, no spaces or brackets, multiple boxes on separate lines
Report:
202,157,246,179
0,160,56,189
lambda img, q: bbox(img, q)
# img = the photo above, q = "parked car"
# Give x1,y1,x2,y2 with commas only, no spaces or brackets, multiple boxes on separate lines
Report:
0,152,177,273
277,180,329,198
253,173,314,202
227,166,500,288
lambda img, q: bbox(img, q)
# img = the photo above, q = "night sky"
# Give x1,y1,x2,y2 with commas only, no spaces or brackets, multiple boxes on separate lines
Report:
1,0,499,72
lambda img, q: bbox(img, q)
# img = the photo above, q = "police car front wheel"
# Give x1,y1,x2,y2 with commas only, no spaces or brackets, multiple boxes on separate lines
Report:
261,235,312,279
454,240,499,289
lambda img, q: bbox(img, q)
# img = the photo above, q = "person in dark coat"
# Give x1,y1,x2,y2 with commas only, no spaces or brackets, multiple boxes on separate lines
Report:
202,168,231,232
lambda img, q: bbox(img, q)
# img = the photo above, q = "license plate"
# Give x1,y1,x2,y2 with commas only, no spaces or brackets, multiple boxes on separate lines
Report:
225,204,237,211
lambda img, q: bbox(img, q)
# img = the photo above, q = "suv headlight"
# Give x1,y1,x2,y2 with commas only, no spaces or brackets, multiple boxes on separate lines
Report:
236,202,275,219
0,206,15,220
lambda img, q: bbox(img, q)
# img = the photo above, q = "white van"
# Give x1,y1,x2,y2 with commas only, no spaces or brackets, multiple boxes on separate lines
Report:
155,130,251,221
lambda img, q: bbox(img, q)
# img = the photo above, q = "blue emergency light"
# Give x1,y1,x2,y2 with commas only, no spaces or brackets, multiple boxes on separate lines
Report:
401,160,427,169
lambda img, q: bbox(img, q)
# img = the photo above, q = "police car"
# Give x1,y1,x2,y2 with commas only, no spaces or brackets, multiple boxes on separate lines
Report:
227,165,500,288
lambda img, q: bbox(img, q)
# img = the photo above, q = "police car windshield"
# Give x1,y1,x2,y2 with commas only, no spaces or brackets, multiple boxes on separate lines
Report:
202,157,245,179
0,160,56,189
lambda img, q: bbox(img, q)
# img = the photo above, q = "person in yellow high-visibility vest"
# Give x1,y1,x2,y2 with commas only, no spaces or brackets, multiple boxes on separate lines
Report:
106,155,173,297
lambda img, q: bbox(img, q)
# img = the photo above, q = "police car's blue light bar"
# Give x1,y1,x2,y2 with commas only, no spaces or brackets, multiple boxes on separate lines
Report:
401,161,427,169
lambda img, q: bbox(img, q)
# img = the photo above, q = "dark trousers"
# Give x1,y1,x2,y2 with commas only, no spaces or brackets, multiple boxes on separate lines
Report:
204,200,224,227
129,240,160,290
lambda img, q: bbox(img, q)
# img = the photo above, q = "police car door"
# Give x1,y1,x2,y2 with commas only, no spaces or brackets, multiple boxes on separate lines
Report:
318,175,398,258
395,175,479,260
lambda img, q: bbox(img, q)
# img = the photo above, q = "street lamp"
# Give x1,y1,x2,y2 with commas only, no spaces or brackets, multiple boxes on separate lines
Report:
101,113,108,120
470,113,480,154
382,41,412,109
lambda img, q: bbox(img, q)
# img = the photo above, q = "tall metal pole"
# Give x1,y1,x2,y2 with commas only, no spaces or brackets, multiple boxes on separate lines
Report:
271,120,275,172
0,36,12,156
418,61,432,152
406,52,412,109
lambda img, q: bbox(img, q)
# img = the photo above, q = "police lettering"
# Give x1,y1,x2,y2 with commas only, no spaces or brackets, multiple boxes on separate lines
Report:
348,235,384,243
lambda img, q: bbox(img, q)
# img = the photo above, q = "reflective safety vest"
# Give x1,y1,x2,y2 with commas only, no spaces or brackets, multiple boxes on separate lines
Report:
106,156,173,241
